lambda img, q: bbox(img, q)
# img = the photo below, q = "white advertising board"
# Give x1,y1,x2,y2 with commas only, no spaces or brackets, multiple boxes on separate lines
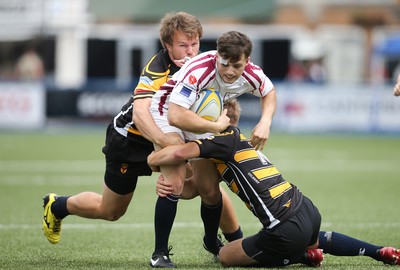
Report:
0,83,45,129
239,84,400,133
273,85,400,133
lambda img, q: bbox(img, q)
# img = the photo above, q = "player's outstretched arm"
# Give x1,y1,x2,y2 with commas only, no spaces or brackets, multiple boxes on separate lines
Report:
147,142,200,168
250,89,276,150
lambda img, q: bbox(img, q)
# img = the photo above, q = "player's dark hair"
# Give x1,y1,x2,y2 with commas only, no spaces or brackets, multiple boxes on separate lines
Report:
224,99,241,127
217,31,252,63
159,12,203,49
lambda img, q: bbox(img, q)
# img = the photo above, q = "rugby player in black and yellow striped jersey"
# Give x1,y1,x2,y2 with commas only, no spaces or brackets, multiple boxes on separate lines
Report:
149,99,400,268
42,12,243,268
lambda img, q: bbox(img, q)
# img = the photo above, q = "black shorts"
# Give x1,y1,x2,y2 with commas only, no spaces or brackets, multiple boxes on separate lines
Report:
102,123,154,195
242,196,321,266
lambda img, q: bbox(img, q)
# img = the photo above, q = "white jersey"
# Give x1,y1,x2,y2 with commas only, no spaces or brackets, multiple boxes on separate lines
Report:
150,50,274,116
150,51,274,140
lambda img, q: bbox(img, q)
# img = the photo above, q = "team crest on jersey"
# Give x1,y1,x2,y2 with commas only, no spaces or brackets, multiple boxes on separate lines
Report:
189,74,197,84
120,164,128,174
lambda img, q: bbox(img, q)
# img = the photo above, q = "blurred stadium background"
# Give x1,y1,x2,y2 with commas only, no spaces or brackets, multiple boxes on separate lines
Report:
0,0,399,133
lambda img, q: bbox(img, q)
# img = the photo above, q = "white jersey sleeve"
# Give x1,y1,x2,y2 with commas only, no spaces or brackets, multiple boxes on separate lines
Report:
243,62,274,98
169,51,218,109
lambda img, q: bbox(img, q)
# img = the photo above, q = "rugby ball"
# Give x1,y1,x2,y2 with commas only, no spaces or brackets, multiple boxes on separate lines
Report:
190,89,223,122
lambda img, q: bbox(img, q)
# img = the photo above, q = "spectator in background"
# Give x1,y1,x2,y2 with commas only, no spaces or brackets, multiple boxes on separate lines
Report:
394,74,400,96
287,58,326,84
307,58,327,84
15,47,44,81
287,60,308,82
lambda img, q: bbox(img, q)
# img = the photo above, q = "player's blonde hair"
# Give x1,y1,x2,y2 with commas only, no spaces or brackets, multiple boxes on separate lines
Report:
224,99,241,127
159,12,203,49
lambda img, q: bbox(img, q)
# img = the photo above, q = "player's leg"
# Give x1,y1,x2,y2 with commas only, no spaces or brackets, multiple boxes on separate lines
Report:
180,177,243,242
191,159,224,255
42,158,141,244
219,239,257,267
219,187,243,242
220,196,323,268
151,133,186,268
65,186,133,220
319,231,400,265
56,158,141,221
154,156,242,255
42,188,133,245
181,163,242,241
66,157,143,220
220,233,306,267
180,178,243,242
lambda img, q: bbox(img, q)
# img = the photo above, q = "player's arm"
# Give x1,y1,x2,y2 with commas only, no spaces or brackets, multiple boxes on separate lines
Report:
147,142,200,169
250,88,276,151
168,103,229,133
133,98,183,147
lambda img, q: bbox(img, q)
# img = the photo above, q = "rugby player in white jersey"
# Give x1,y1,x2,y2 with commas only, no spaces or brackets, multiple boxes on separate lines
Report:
149,31,276,267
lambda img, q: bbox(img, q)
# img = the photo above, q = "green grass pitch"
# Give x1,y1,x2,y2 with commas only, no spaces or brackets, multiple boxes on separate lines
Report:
0,128,399,270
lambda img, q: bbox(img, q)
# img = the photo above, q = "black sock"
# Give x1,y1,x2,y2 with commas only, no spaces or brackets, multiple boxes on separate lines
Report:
51,196,70,219
201,193,223,247
319,231,382,260
153,194,180,255
223,226,243,242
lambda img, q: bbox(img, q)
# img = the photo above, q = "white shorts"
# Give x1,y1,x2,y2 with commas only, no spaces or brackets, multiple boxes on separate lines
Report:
150,107,184,139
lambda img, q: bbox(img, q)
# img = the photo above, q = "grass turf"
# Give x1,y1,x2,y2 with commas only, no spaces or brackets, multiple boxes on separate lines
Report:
0,129,399,270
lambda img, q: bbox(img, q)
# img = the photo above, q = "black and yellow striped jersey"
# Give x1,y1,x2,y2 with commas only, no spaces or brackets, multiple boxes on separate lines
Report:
113,49,180,144
194,126,304,229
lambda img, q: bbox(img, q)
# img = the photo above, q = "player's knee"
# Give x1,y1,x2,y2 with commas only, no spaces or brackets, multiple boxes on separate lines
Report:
172,181,184,195
103,208,127,221
201,189,222,205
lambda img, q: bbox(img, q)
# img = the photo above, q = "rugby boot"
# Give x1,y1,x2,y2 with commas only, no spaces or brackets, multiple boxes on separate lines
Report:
150,246,176,268
42,193,63,244
305,249,324,267
379,247,400,265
